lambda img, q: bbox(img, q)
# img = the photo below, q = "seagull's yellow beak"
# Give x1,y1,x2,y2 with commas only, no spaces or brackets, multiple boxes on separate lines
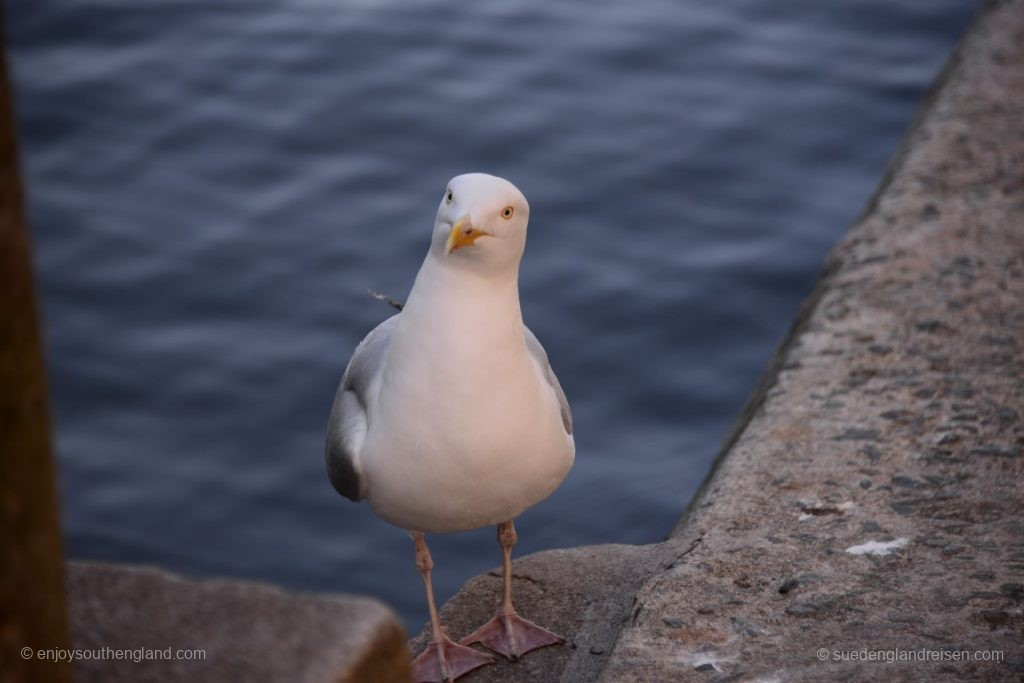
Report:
446,216,489,254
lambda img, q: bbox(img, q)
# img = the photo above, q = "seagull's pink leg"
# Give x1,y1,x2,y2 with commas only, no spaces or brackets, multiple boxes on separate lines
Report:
459,520,564,660
410,532,494,682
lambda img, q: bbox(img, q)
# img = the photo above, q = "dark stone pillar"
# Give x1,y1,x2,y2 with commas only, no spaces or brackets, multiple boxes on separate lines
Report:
0,24,72,683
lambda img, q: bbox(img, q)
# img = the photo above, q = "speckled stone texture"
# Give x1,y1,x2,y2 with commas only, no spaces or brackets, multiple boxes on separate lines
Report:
415,0,1024,680
66,562,410,683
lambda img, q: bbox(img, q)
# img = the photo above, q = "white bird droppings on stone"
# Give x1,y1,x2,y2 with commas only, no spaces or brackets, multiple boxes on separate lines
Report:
692,655,722,672
845,538,908,556
798,501,854,521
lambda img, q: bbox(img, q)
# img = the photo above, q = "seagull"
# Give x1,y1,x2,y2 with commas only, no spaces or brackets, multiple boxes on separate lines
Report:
326,173,575,682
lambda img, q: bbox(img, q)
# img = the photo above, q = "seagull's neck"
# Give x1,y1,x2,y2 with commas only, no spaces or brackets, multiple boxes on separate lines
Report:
404,254,524,332
382,254,530,398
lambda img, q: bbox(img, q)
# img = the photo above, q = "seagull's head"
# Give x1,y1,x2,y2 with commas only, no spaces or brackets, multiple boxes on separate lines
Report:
431,173,530,273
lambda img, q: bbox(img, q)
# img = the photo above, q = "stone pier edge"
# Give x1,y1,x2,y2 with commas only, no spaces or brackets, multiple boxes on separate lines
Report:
671,0,986,543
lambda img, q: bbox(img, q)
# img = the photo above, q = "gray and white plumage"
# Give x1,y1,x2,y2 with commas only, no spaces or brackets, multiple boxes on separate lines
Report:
325,313,398,502
326,317,572,503
325,172,574,533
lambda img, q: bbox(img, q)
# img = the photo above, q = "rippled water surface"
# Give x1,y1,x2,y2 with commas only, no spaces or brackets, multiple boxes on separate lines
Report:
6,0,976,631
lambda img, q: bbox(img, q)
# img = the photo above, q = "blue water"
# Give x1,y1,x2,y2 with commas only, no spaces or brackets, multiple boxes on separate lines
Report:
5,1,976,633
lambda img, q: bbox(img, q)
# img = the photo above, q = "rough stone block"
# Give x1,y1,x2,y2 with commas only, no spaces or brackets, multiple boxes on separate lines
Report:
66,561,410,683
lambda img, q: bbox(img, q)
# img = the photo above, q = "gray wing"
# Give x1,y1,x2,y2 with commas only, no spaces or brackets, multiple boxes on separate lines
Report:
325,314,399,501
524,326,573,435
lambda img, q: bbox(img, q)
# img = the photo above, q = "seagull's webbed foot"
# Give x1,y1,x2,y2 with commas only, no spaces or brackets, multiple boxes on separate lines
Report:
460,520,565,660
460,609,564,660
412,635,494,683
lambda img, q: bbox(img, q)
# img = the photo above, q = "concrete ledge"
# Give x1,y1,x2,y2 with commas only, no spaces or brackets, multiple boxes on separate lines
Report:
67,561,410,682
417,0,1024,679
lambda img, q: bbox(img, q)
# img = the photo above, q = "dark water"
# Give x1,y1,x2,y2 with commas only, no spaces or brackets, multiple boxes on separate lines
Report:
6,1,976,633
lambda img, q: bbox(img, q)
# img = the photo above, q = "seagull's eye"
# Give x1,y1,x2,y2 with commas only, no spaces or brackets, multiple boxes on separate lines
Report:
445,190,453,204
501,206,515,220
